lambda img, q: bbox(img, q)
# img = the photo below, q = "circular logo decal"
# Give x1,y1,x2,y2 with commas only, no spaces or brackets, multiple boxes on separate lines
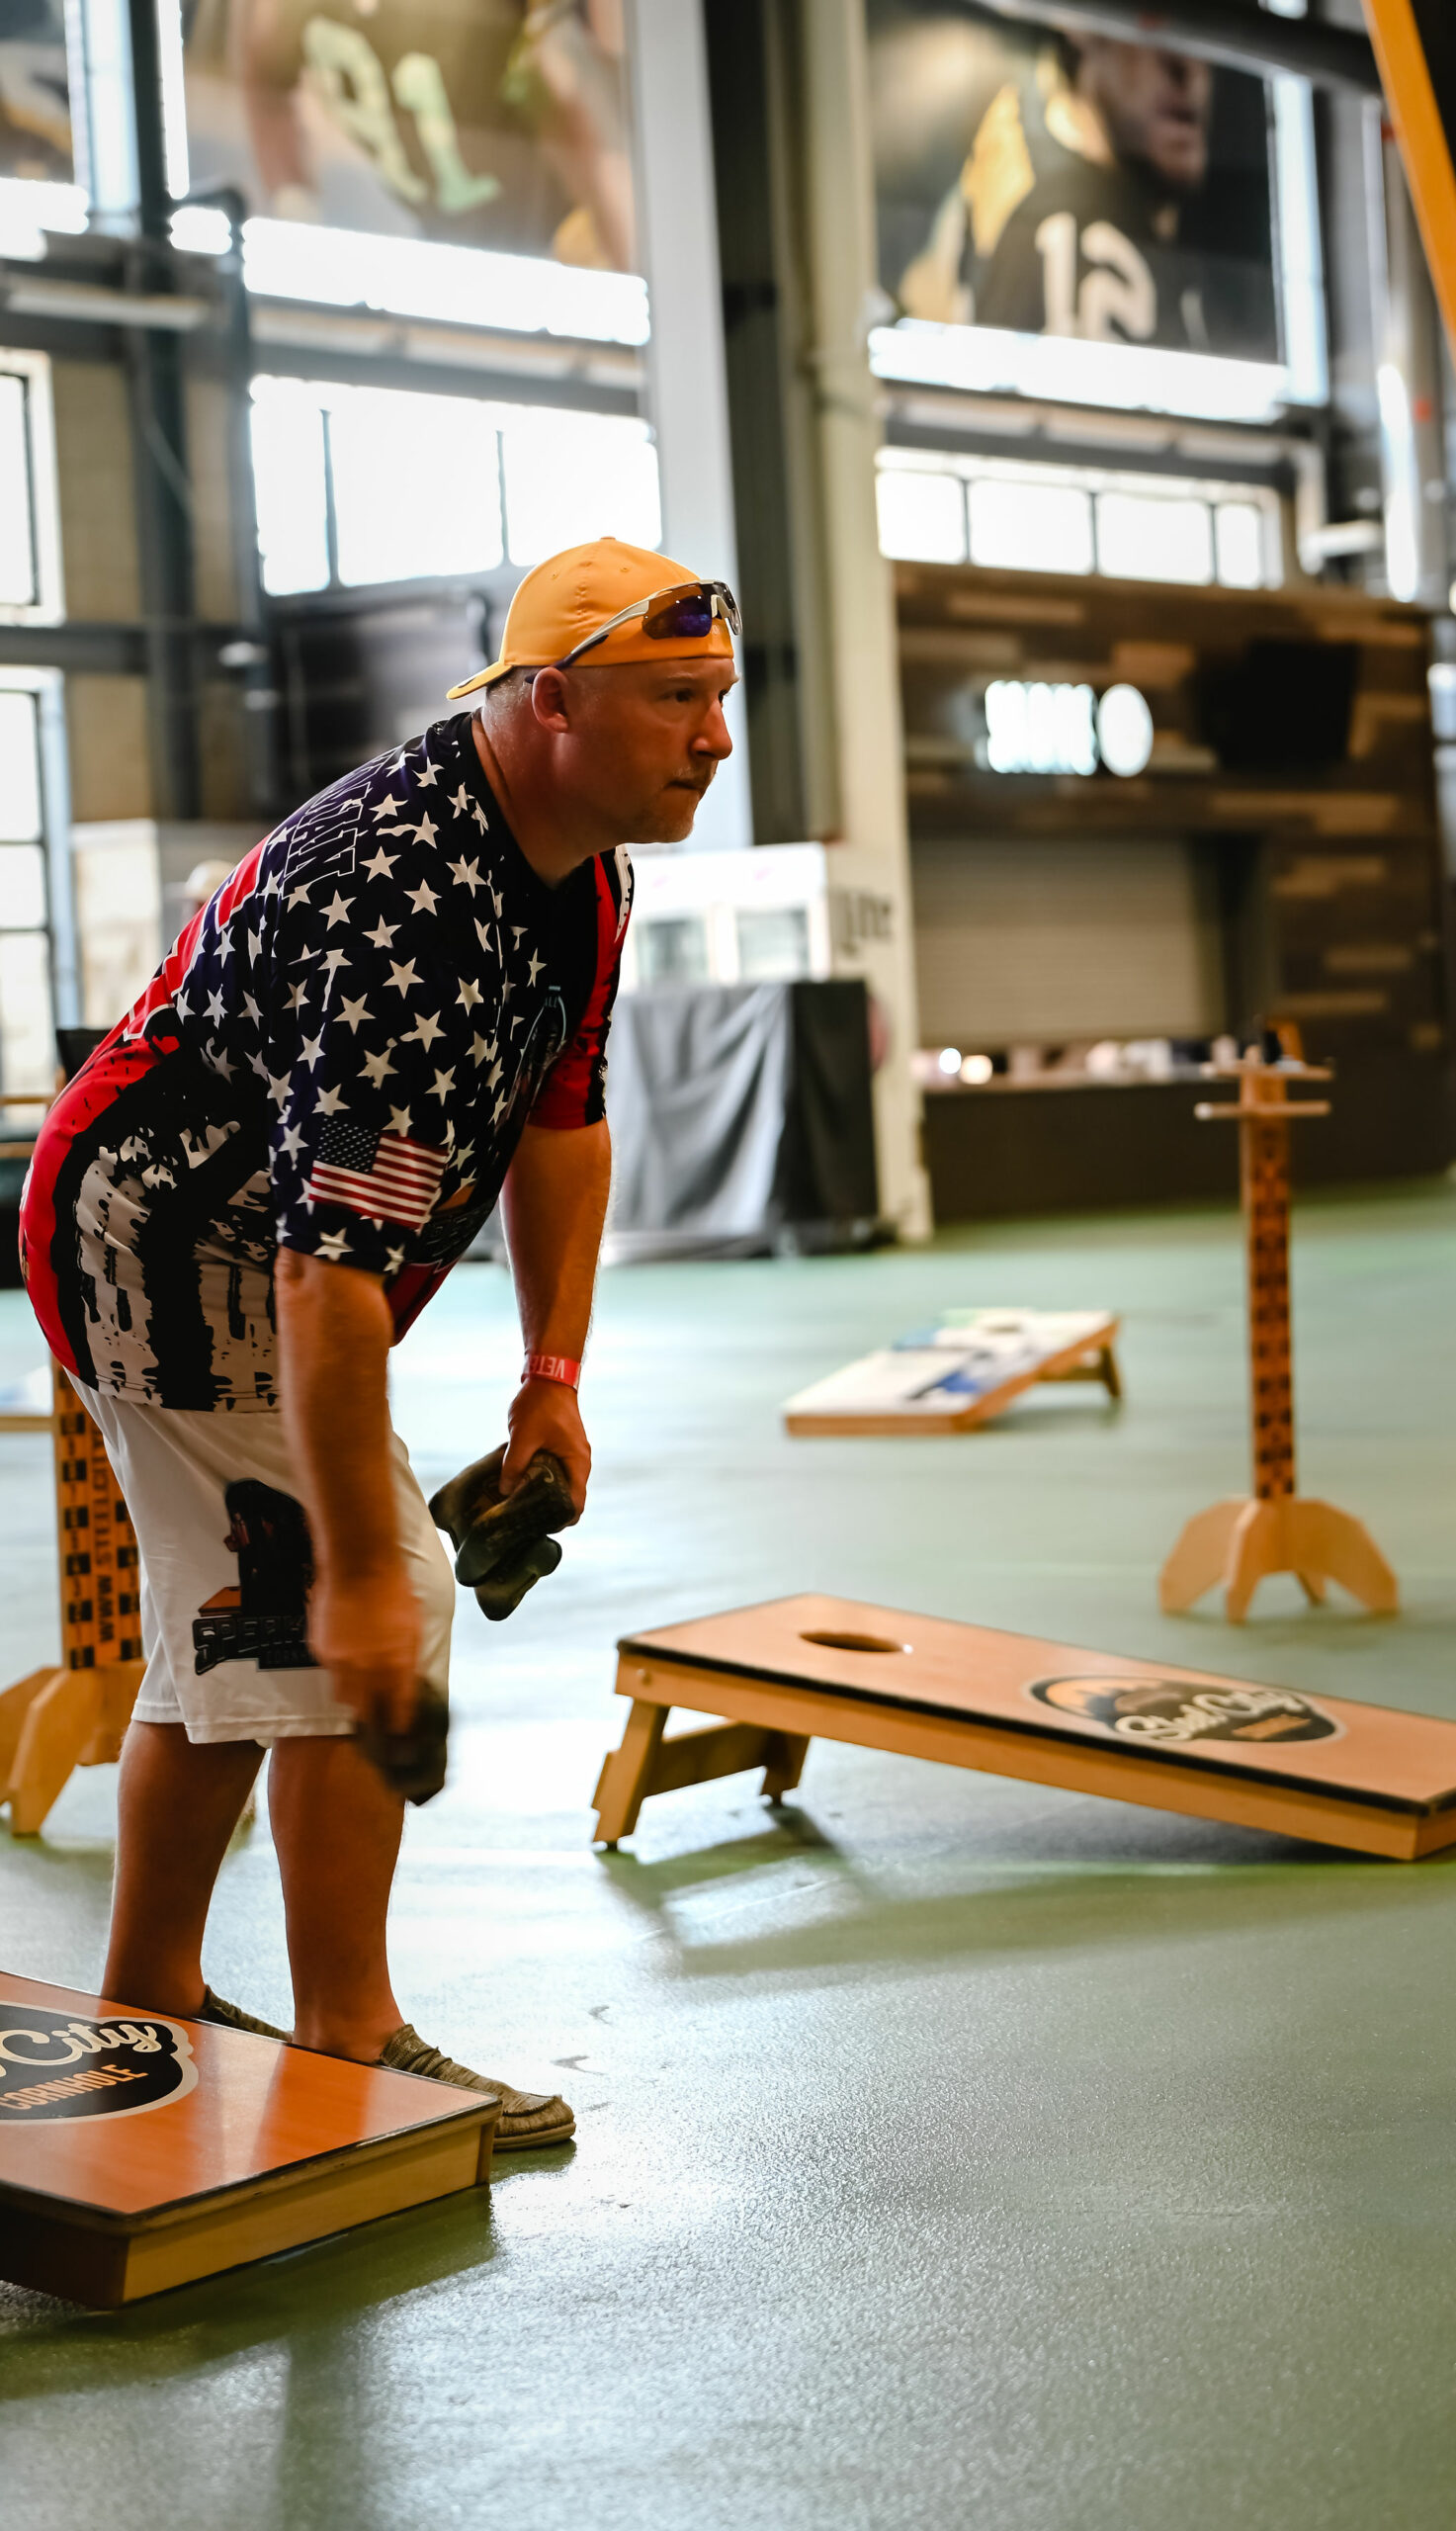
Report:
1027,1675,1341,1749
0,2008,198,2124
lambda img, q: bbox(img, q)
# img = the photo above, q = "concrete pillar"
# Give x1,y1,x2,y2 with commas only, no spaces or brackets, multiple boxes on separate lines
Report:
794,0,931,1239
627,0,753,852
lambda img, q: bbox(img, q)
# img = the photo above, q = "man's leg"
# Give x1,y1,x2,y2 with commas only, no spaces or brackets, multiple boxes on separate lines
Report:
268,1733,406,2062
103,1721,263,2014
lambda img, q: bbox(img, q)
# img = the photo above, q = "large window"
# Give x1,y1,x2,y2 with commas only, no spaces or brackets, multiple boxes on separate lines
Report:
0,678,59,1107
876,448,1282,589
250,378,661,597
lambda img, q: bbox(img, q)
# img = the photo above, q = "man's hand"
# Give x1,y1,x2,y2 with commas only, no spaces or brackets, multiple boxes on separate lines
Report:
504,1375,590,1514
307,1563,422,1739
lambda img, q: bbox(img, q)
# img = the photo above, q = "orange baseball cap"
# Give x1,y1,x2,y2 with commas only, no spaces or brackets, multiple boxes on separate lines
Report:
446,536,735,699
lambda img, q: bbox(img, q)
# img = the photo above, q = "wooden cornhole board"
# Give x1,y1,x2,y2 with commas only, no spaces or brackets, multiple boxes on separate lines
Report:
0,1973,497,2307
593,1594,1456,1862
783,1310,1120,1436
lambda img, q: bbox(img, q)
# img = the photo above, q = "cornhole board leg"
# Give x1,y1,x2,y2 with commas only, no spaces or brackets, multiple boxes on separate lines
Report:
1042,1339,1122,1402
0,1971,498,2307
594,1598,1456,1862
592,1698,811,1848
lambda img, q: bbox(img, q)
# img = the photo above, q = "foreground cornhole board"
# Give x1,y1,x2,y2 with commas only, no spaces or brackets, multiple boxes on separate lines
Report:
593,1595,1456,1861
783,1310,1120,1437
0,1974,497,2307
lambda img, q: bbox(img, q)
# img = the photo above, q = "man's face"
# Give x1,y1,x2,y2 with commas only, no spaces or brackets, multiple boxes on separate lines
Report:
1073,40,1213,193
543,655,736,844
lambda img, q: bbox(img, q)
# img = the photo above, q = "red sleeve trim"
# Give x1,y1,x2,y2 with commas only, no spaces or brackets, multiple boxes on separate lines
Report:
530,848,631,1131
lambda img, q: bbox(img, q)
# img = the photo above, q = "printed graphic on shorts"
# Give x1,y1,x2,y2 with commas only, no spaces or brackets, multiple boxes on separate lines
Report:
0,2007,198,2123
1026,1674,1342,1749
193,1480,318,1674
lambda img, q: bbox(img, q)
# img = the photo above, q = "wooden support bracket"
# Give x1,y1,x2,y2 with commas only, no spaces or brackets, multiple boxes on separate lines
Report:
1159,1495,1399,1623
4,1662,144,1836
592,1687,811,1846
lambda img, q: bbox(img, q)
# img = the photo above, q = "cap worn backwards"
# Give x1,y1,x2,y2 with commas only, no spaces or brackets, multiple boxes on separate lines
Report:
446,536,734,699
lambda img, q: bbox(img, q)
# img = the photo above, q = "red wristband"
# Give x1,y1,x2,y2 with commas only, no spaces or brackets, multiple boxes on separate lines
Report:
523,1352,580,1391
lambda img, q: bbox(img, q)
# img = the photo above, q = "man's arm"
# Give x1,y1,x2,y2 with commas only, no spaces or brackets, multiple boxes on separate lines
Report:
498,1118,612,1509
276,1248,420,1736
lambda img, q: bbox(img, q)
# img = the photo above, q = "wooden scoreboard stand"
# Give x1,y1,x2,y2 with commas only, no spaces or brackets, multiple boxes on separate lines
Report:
1157,1055,1398,1622
1,1359,146,1835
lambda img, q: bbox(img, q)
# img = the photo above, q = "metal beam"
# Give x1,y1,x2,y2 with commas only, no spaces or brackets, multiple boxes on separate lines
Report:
966,0,1380,96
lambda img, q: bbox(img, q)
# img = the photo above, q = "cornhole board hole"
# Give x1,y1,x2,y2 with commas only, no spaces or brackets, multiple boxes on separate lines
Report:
0,1973,498,2307
593,1595,1456,1862
783,1310,1120,1436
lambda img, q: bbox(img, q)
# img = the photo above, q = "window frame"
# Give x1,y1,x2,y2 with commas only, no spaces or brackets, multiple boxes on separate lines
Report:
0,351,65,628
0,668,78,1105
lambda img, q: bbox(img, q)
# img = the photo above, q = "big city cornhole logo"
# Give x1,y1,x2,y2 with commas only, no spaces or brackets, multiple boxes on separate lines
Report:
0,2007,198,2123
1026,1675,1342,1750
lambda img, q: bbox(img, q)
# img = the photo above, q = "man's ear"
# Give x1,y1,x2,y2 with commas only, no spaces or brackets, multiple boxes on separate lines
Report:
529,667,572,734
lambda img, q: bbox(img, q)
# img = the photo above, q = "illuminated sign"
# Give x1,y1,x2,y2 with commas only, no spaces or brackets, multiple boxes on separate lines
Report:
983,681,1154,777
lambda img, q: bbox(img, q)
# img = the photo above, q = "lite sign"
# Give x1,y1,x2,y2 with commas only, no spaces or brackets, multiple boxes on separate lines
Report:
984,681,1155,778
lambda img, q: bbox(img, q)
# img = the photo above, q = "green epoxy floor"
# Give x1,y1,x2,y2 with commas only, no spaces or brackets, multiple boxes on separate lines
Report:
3,1182,1456,2529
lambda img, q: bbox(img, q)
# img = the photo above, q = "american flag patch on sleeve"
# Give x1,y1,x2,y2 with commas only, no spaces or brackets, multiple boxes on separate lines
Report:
303,1120,448,1229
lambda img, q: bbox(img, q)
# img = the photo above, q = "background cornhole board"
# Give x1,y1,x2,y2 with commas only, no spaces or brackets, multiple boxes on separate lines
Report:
595,1595,1456,1861
783,1311,1119,1436
0,1974,496,2307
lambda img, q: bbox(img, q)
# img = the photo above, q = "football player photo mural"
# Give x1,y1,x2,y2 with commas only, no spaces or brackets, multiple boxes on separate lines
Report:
183,0,636,270
870,0,1280,364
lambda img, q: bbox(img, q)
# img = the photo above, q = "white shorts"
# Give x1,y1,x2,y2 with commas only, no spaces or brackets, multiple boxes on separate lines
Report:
83,1389,455,1746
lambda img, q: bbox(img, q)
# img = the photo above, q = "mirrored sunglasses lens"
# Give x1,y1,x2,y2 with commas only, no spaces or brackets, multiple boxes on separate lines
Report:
645,592,715,640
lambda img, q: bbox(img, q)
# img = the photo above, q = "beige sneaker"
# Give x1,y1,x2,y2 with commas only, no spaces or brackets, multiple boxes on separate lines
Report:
199,1988,290,2042
379,2024,575,2149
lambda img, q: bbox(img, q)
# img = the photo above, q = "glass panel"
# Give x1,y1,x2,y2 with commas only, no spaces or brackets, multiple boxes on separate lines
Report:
73,834,163,1029
0,842,46,927
250,382,330,595
329,388,503,586
968,478,1093,574
0,927,53,1097
876,467,967,564
1215,499,1266,588
1096,491,1214,584
0,687,41,837
638,916,708,987
171,204,232,255
736,906,810,982
240,225,649,349
501,408,660,566
0,374,35,606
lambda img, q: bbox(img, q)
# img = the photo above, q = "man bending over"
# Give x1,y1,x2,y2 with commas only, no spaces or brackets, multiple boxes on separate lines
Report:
21,537,737,2145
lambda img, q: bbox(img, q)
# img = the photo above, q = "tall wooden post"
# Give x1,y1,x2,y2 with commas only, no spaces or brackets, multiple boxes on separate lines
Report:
1243,1067,1299,1505
1158,1055,1399,1622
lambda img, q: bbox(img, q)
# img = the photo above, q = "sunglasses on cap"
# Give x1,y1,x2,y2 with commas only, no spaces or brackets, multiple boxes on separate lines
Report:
553,579,740,670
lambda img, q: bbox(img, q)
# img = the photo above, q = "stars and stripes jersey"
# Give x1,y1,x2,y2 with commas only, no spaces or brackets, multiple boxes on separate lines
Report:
21,713,632,1409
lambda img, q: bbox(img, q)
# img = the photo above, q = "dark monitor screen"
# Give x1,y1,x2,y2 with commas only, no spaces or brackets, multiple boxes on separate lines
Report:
1197,640,1359,773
